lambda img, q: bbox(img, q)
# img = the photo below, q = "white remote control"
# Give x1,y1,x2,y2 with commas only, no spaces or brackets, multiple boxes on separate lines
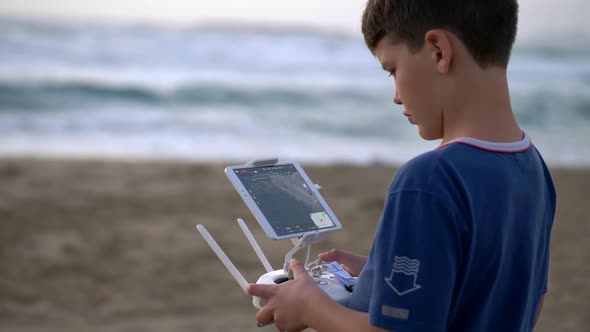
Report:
196,221,352,309
253,266,351,309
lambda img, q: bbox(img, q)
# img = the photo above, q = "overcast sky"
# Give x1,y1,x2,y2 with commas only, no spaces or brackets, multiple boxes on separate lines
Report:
0,0,587,46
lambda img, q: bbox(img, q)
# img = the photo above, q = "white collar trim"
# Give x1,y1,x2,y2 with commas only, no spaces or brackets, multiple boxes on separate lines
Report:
438,132,532,153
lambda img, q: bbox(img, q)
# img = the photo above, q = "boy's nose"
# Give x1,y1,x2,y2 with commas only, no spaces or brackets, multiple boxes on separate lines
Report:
393,88,403,105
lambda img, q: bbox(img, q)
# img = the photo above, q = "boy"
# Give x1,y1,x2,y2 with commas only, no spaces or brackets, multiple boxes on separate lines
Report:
247,0,556,331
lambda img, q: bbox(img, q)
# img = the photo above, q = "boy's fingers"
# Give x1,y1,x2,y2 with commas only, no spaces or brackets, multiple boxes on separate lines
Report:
289,259,307,278
340,264,353,274
246,283,278,298
318,248,341,262
255,305,274,327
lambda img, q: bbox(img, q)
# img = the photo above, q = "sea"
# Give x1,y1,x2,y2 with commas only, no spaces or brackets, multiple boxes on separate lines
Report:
1,18,589,166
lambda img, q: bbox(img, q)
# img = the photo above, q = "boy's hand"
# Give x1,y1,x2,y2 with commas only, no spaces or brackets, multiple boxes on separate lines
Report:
247,259,328,332
318,249,368,277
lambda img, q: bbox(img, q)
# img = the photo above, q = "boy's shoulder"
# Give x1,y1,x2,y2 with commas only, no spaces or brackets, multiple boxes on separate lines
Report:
389,134,556,225
391,134,539,195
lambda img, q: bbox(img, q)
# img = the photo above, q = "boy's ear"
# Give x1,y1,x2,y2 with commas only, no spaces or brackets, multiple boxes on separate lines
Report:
424,29,452,74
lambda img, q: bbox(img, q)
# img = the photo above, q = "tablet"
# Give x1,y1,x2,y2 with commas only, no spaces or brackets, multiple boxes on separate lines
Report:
225,161,342,240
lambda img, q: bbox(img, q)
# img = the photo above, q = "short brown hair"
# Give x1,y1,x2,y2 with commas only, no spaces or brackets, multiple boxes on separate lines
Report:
361,0,518,68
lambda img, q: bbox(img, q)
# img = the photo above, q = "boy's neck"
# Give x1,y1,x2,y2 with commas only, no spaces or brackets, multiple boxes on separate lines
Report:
441,66,522,145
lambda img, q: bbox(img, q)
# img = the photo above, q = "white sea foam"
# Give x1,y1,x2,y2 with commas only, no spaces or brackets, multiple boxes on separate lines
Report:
0,19,588,166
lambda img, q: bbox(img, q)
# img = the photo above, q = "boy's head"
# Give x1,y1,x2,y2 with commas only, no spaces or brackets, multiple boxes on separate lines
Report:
362,0,519,68
362,0,519,141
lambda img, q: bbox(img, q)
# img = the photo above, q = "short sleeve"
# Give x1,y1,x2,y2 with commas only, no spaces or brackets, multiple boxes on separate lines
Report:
368,189,465,332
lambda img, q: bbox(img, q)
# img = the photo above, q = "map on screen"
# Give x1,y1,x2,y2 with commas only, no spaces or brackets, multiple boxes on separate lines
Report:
233,164,336,237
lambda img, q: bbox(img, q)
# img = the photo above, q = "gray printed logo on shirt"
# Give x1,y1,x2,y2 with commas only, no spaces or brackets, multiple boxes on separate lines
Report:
385,256,422,296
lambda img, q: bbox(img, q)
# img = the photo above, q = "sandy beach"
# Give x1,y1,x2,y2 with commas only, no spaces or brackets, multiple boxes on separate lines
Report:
0,158,588,331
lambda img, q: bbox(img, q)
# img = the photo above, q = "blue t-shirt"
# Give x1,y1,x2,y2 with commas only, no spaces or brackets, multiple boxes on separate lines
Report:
348,134,556,332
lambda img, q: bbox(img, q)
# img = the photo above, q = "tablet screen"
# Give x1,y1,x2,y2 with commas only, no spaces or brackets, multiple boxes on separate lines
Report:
232,164,336,237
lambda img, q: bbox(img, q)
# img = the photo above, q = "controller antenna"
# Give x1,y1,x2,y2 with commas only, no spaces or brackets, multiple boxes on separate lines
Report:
237,218,273,273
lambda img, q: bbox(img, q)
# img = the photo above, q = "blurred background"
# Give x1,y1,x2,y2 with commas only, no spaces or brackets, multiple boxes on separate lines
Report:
0,1,588,331
0,0,589,164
